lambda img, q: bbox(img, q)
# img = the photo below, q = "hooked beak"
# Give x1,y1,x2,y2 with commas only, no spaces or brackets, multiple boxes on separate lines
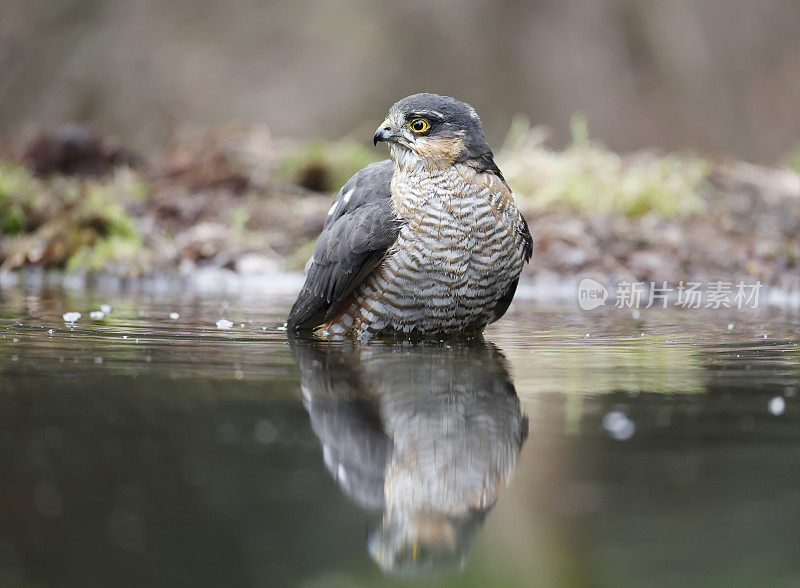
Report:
373,119,395,146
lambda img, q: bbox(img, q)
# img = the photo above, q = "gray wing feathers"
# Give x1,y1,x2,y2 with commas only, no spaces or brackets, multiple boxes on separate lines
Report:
324,160,394,228
288,160,401,330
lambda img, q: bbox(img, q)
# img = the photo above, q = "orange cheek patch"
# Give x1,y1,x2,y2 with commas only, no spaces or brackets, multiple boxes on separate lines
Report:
413,137,466,165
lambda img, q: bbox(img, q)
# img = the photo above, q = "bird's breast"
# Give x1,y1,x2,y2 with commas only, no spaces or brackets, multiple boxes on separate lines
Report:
322,164,526,338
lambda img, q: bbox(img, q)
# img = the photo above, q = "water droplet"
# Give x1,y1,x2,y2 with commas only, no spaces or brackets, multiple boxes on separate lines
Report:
62,312,81,323
100,304,112,314
169,312,180,320
727,323,734,330
602,410,635,441
768,396,786,416
216,319,233,330
90,310,105,320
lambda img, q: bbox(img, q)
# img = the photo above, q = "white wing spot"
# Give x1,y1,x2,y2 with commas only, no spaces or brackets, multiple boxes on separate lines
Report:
342,189,354,205
326,200,339,218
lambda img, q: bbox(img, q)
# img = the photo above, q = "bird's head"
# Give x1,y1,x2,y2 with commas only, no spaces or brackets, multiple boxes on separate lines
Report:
374,93,493,170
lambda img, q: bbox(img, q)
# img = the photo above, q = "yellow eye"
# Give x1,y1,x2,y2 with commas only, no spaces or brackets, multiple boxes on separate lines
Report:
409,118,430,134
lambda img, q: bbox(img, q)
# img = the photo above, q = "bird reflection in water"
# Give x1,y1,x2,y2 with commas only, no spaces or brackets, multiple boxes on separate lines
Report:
291,339,528,578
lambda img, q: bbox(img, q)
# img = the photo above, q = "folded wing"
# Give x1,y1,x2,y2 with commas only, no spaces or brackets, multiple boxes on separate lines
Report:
288,160,402,331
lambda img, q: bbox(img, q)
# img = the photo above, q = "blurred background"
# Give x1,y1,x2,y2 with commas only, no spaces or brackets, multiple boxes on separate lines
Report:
3,0,800,163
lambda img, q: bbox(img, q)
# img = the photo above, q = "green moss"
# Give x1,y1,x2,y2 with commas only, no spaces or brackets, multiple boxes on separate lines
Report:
277,138,379,193
0,160,39,234
498,116,709,218
1,202,25,234
786,241,799,269
66,234,142,272
63,182,142,271
0,160,146,272
229,206,250,234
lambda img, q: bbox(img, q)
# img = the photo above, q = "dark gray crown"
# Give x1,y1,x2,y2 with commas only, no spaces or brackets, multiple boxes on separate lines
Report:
389,93,491,160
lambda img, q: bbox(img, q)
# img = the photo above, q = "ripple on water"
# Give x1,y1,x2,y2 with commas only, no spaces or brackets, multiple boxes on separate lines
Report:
1,289,799,586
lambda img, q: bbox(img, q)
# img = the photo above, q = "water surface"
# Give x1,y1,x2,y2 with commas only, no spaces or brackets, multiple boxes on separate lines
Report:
1,288,799,587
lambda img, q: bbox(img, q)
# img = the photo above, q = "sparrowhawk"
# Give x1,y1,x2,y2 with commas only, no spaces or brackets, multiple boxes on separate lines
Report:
288,93,532,339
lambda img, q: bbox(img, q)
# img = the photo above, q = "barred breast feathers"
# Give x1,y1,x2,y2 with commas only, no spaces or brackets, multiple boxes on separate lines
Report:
313,160,530,339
